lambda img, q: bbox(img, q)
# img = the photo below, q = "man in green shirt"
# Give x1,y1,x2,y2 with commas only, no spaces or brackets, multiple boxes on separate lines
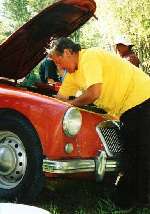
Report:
39,58,62,84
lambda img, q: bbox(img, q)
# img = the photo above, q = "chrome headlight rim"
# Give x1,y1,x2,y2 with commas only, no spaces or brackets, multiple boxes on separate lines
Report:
63,107,82,137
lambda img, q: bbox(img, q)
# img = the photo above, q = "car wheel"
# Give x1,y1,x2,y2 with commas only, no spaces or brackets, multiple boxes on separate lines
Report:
0,113,43,203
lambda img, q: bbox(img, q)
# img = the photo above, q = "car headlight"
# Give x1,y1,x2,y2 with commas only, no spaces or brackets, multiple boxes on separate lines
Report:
63,107,82,137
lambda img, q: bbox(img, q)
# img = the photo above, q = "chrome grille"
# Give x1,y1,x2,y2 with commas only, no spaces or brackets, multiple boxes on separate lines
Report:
97,126,123,157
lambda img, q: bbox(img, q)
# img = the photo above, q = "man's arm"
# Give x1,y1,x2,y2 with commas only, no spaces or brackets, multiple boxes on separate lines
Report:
68,83,102,107
55,93,69,102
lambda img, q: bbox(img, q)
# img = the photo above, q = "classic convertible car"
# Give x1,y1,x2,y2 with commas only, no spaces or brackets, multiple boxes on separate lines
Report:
0,0,122,202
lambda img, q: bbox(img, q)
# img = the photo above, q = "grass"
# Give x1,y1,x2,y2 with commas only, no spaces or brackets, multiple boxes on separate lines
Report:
34,178,150,214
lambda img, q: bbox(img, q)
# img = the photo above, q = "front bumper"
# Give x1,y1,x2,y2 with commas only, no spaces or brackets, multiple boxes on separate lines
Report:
43,151,118,181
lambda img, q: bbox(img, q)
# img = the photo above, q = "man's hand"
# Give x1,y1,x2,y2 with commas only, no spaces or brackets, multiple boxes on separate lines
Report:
48,78,55,84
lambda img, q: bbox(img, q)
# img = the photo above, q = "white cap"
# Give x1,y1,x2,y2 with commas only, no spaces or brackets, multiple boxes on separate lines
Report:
114,36,132,46
0,203,50,214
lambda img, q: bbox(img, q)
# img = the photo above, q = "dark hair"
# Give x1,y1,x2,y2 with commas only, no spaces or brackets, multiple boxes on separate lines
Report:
54,37,81,54
128,45,133,51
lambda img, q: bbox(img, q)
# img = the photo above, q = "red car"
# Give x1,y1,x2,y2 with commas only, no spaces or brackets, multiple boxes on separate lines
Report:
0,0,122,202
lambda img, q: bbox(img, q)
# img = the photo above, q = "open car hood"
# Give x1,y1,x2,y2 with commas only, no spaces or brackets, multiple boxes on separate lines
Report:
0,0,96,80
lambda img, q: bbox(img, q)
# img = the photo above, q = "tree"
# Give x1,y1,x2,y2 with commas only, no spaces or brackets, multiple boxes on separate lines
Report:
28,0,55,14
3,0,55,30
0,21,7,43
104,0,150,73
3,0,31,29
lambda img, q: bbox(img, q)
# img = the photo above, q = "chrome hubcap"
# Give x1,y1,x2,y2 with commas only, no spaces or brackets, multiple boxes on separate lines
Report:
0,145,16,175
0,131,27,189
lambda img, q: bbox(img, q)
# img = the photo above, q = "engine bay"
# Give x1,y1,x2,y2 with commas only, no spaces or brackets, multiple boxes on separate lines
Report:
0,78,106,114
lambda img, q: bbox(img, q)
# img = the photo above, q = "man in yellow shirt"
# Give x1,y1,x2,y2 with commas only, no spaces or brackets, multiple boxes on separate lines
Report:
48,37,150,208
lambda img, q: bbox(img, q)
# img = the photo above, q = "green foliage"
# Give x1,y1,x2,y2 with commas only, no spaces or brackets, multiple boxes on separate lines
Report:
0,22,6,43
0,21,11,43
20,64,41,87
79,18,104,49
119,0,150,73
28,0,55,13
3,0,55,30
70,30,80,43
3,0,31,29
103,0,150,73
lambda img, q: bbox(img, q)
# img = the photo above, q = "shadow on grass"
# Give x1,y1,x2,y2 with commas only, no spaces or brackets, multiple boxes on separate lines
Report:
0,176,148,214
34,177,129,214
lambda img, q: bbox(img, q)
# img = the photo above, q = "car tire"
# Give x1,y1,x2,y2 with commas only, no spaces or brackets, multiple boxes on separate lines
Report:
0,113,43,203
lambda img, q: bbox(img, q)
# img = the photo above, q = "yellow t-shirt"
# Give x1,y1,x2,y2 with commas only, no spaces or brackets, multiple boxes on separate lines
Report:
59,48,150,117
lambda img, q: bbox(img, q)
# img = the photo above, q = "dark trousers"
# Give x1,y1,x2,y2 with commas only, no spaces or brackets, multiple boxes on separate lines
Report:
119,98,150,204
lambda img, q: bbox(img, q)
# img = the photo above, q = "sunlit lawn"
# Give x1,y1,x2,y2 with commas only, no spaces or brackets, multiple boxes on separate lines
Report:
34,178,150,214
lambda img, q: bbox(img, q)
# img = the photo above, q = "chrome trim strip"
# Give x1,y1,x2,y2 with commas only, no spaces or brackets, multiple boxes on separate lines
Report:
43,154,118,176
43,159,95,174
96,126,113,157
105,160,118,172
97,120,120,129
